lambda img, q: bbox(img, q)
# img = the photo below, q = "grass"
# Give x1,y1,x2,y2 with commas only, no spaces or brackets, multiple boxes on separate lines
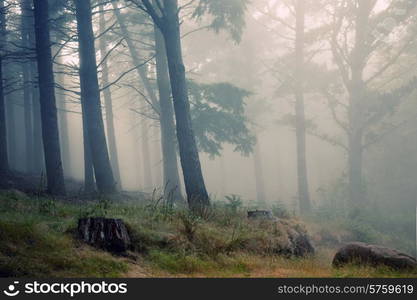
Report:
0,189,415,278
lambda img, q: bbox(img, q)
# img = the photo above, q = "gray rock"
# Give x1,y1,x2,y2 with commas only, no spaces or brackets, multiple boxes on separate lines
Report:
333,242,417,270
78,217,131,253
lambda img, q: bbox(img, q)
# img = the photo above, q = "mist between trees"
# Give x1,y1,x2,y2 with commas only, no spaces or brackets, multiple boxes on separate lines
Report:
0,0,416,254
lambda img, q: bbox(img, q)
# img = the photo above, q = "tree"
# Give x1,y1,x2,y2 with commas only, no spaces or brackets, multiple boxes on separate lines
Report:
98,4,122,189
188,81,254,157
74,0,116,194
32,0,65,195
131,0,249,211
154,24,182,203
294,0,311,214
253,137,266,206
326,0,417,205
55,57,72,178
137,0,211,211
112,3,156,191
21,0,34,173
0,0,8,176
258,0,315,213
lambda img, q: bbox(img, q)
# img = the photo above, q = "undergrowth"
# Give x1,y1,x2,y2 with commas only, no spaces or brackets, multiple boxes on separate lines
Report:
0,190,415,278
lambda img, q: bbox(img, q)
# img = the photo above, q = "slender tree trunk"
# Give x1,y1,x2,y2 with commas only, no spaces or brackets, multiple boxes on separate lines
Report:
219,157,226,197
2,17,15,171
347,0,371,205
75,0,115,194
139,118,153,191
82,104,95,193
5,97,16,170
21,0,34,173
152,124,163,186
31,62,44,174
253,138,266,205
294,0,311,214
0,0,8,175
55,57,72,178
98,5,121,189
112,3,159,110
29,9,44,175
348,128,364,205
154,25,182,203
159,0,210,210
112,3,156,191
32,0,65,195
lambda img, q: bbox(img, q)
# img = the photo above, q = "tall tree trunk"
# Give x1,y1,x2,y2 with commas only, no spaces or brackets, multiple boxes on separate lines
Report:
55,57,72,178
82,103,95,193
154,25,182,203
112,3,159,109
219,156,226,197
74,0,115,194
158,0,210,210
152,124,163,187
31,62,44,174
29,24,44,175
253,138,266,205
5,96,16,170
294,0,311,214
112,3,156,191
347,0,371,205
140,118,153,190
32,0,65,195
98,5,121,189
0,0,8,175
21,0,34,173
348,128,364,205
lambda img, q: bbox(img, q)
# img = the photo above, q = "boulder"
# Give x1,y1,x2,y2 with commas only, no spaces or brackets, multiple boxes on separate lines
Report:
243,218,315,257
275,220,315,257
78,217,131,253
333,242,417,270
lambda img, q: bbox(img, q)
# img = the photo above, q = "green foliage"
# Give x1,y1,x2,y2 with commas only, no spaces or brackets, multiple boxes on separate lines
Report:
224,194,243,214
38,197,57,216
192,0,249,42
79,197,112,218
178,212,201,242
0,191,415,277
189,81,256,157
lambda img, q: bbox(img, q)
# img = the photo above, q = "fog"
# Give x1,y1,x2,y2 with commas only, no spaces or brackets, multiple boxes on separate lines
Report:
2,0,416,255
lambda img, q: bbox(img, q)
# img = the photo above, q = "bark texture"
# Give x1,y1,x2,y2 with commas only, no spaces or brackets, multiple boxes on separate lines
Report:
158,0,210,210
33,0,66,195
154,25,182,203
75,0,115,194
0,0,8,174
78,217,131,253
21,0,34,173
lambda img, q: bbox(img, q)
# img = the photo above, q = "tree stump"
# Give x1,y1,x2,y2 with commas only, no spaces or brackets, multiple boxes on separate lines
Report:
247,210,274,220
78,217,131,253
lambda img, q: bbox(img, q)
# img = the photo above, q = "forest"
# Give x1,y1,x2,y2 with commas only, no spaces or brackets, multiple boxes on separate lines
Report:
0,0,416,278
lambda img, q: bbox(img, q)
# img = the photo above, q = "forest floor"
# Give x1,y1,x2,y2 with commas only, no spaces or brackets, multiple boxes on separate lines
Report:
0,187,415,278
